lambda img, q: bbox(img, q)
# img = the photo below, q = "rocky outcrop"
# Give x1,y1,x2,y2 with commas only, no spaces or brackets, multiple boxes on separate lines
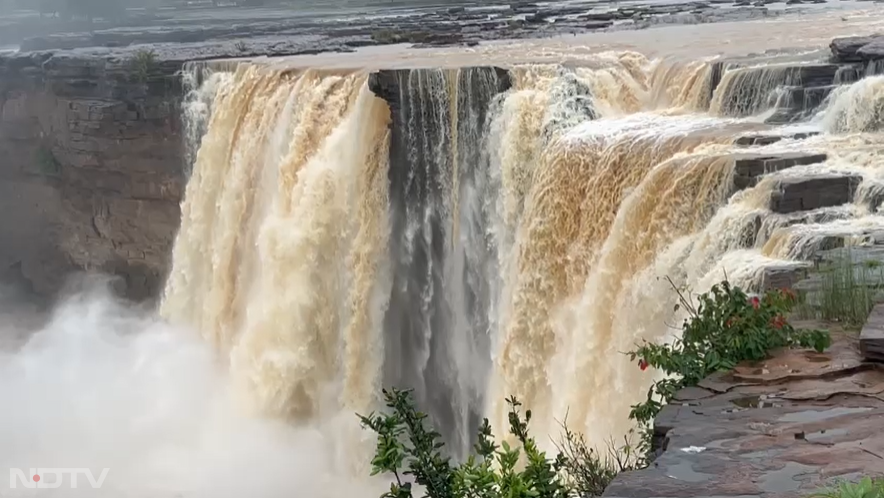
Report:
761,263,810,291
731,152,827,190
830,34,884,63
769,174,861,214
603,338,884,498
0,48,184,300
734,131,819,146
860,303,884,362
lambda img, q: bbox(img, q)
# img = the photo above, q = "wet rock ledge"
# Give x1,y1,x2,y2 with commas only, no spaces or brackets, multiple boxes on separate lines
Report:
603,327,884,498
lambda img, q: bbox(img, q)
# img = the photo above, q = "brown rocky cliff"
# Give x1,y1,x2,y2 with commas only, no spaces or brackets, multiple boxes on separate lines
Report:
0,49,185,300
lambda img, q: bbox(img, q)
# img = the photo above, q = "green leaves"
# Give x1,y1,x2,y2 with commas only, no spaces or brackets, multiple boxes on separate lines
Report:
627,281,831,459
359,390,575,498
811,476,884,498
358,388,452,498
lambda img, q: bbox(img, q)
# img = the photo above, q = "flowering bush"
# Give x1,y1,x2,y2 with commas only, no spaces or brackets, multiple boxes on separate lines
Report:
627,280,831,457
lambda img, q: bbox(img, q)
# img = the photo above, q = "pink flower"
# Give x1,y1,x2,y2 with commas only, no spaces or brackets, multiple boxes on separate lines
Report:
750,296,760,309
770,315,786,330
638,359,649,371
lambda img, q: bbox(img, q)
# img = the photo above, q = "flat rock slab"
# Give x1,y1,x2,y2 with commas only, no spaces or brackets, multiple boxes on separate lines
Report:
603,336,884,498
770,174,861,214
734,132,819,147
858,39,884,61
830,34,884,63
732,152,828,190
860,303,884,362
760,263,811,291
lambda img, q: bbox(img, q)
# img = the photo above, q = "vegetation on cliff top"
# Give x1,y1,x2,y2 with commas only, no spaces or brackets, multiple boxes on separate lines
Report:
627,280,830,455
358,280,833,498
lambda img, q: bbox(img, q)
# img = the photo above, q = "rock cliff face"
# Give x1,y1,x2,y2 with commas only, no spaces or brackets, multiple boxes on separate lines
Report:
1,32,882,301
0,50,184,300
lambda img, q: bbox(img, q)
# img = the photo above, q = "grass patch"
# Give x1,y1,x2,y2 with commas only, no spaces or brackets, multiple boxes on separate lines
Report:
371,29,400,44
818,254,877,327
556,424,644,497
794,248,884,328
129,48,158,83
810,476,884,498
34,145,60,177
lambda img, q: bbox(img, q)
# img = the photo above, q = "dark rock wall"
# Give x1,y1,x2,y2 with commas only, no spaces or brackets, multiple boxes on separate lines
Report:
0,51,184,300
830,34,884,76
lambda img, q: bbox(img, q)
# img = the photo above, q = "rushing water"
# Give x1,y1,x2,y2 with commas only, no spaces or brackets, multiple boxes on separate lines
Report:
164,49,884,458
4,10,884,496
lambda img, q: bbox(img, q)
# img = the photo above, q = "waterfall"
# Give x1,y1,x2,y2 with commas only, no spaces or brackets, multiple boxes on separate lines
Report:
817,75,884,133
158,50,884,467
163,66,392,426
4,17,884,493
181,60,239,175
368,68,510,454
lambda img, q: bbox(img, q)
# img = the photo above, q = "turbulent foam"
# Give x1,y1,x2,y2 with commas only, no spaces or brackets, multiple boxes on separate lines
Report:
762,215,884,260
0,283,385,498
817,75,884,133
710,63,796,117
162,66,391,425
487,110,747,436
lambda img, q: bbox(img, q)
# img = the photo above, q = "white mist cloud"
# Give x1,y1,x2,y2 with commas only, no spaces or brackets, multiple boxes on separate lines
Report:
0,281,383,498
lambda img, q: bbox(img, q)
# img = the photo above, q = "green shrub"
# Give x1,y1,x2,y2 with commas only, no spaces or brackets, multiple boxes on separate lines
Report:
371,30,401,44
810,476,884,498
627,279,831,456
360,388,630,498
35,145,60,176
360,280,827,495
130,48,158,83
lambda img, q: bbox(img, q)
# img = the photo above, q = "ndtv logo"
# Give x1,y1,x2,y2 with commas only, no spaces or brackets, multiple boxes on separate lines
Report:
9,468,110,489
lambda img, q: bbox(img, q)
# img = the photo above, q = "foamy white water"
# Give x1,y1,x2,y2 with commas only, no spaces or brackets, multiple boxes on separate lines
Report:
0,281,384,498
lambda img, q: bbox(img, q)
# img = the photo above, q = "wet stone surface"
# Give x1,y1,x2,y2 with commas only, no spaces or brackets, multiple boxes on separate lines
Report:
769,174,861,214
731,152,828,190
603,337,884,498
860,304,884,362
